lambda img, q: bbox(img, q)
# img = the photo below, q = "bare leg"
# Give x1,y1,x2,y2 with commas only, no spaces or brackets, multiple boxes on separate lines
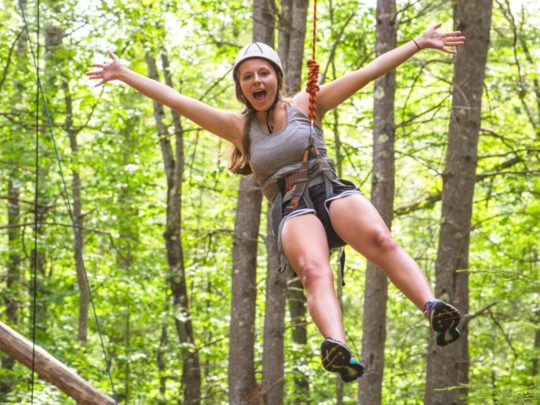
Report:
329,194,434,311
281,214,346,341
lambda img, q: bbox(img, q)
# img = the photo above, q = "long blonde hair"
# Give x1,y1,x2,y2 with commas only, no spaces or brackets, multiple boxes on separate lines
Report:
228,64,284,175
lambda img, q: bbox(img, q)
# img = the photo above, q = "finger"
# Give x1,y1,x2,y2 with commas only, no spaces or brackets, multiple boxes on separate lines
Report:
94,80,105,87
109,51,119,61
446,40,465,46
86,69,104,76
445,38,466,45
444,31,463,37
430,22,442,30
92,63,105,68
442,47,456,55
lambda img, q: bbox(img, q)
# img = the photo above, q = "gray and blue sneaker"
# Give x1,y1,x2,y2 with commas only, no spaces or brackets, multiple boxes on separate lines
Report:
320,337,364,382
424,299,461,346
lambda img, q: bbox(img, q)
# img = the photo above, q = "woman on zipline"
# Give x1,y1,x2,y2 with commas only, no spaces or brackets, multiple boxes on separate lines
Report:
88,22,464,383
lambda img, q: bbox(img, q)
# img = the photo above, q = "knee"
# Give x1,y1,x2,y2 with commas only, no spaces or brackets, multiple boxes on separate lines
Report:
297,258,333,290
370,227,399,253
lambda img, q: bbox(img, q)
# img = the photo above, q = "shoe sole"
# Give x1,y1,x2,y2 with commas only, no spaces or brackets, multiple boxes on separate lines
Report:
430,301,461,346
321,340,364,382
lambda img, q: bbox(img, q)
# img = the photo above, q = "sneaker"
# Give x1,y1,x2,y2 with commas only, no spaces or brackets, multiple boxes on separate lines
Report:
320,337,364,382
424,299,461,346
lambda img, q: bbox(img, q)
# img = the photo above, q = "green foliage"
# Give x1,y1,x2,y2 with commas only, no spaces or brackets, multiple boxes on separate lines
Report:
0,0,538,403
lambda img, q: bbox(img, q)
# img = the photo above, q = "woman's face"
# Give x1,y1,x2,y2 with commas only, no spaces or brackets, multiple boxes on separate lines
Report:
237,58,278,112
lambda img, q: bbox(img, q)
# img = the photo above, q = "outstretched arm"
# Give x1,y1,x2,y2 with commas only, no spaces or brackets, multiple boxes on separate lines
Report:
313,23,465,116
87,52,244,147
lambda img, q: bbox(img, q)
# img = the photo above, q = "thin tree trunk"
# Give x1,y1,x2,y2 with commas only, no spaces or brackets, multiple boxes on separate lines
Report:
48,0,88,350
228,176,262,404
252,0,291,402
277,0,311,399
145,51,200,405
325,1,346,400
532,311,540,377
4,23,26,331
262,208,287,404
6,179,21,324
64,80,88,347
28,0,64,343
425,1,493,404
0,177,21,395
116,123,139,403
359,0,396,403
228,1,274,404
157,303,169,404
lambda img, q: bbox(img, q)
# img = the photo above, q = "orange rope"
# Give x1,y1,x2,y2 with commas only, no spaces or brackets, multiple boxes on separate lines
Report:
306,0,319,125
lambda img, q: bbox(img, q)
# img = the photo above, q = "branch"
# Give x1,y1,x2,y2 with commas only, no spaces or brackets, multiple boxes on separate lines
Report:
395,155,525,215
0,321,116,404
488,307,519,358
0,195,54,209
0,29,23,93
320,12,356,85
462,301,498,327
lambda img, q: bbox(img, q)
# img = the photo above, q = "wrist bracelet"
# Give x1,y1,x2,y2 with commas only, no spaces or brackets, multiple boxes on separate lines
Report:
412,39,421,51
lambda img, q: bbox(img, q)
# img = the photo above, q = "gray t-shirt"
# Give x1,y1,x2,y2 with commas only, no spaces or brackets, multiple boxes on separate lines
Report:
249,103,331,201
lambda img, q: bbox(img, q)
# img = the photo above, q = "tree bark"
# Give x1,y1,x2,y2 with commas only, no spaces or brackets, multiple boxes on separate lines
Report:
1,177,21,395
228,1,274,404
262,209,287,404
115,123,140,403
425,1,493,404
0,321,116,404
145,51,201,405
277,0,311,399
283,0,309,91
64,79,88,347
228,176,262,405
358,0,396,403
532,311,540,377
6,178,21,324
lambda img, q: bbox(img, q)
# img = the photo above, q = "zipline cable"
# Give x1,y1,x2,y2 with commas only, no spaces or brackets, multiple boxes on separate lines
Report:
17,0,118,401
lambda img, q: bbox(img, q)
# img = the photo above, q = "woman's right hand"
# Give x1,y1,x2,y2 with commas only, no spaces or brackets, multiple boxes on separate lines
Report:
86,51,125,87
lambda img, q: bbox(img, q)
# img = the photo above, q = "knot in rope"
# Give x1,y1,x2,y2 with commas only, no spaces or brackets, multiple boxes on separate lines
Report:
306,58,320,124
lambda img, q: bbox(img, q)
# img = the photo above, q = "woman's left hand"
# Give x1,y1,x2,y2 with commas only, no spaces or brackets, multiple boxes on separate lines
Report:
415,23,465,54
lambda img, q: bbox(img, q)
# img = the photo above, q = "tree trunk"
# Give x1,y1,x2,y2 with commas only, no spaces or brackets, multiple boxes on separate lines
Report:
532,311,540,377
425,1,493,404
116,123,140,403
1,177,21,395
262,208,287,404
228,175,262,405
228,1,274,404
64,79,88,347
283,0,309,90
157,309,169,403
145,51,201,405
277,0,312,399
6,178,21,323
358,0,396,403
0,321,115,404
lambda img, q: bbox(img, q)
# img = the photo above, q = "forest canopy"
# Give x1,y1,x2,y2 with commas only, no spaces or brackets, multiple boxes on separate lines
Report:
0,0,538,403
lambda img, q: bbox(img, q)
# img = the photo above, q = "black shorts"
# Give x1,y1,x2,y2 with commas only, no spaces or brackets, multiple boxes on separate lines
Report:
281,178,361,249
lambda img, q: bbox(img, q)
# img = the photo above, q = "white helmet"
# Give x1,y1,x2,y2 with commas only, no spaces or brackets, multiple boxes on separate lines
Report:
233,42,283,79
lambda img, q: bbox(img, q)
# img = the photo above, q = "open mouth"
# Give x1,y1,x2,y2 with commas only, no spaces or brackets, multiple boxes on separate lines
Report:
253,89,267,102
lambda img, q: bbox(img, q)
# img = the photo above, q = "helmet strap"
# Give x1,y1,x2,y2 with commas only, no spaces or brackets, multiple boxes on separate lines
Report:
265,91,280,134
